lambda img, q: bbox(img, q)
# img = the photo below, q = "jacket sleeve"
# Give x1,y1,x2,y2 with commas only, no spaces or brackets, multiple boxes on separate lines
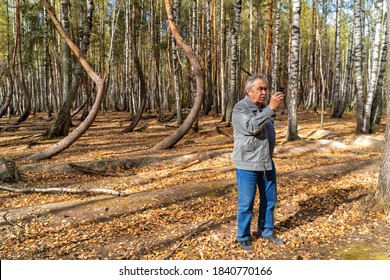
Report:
232,103,275,136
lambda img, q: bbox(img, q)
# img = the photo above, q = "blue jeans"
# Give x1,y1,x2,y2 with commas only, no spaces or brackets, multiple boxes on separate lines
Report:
236,161,277,241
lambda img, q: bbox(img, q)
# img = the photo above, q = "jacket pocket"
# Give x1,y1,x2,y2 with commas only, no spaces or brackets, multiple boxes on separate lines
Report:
241,142,259,162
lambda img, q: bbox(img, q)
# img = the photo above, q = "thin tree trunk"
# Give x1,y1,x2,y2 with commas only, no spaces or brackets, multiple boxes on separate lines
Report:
122,0,147,133
220,0,227,119
331,0,342,117
286,0,301,141
152,0,204,150
171,0,183,125
265,0,274,78
43,7,52,118
362,0,384,133
271,0,281,93
354,0,365,134
248,0,253,74
370,20,387,130
225,0,242,124
14,0,31,124
0,64,13,118
203,0,213,115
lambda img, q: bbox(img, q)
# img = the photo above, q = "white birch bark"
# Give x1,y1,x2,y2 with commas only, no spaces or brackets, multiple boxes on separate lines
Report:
354,0,365,133
362,0,384,133
286,0,301,141
225,0,242,123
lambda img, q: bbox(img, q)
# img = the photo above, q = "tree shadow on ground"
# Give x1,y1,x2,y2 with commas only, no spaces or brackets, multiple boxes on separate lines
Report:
276,186,368,233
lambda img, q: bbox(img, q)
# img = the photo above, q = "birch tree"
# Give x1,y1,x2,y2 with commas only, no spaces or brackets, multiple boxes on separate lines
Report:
220,0,227,119
354,0,365,134
271,0,281,94
362,0,384,133
286,0,301,141
171,0,183,125
225,0,242,123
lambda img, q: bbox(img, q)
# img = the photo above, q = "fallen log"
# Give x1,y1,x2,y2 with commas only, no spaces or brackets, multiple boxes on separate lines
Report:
19,150,232,174
0,184,122,196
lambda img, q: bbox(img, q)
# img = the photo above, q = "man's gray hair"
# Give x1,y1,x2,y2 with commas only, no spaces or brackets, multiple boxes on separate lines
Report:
245,73,269,91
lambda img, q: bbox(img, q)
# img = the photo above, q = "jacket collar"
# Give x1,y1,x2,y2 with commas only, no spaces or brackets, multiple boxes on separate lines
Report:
244,95,266,111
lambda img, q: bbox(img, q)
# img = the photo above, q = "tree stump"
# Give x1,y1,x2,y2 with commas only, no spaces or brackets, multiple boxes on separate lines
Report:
0,157,22,183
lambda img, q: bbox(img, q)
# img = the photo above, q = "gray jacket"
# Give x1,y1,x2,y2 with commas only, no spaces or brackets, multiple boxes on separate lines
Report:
231,96,276,171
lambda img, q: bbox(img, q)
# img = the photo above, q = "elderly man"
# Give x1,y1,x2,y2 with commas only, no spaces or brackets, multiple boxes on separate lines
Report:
231,73,285,251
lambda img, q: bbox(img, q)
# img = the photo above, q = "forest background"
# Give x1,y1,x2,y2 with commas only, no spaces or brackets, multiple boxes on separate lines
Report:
0,0,389,260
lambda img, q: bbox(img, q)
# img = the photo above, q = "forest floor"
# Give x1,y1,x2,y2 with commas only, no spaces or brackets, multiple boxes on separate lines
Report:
0,109,389,260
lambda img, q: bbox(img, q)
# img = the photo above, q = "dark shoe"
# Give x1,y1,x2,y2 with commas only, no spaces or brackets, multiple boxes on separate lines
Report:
263,235,284,245
237,240,254,251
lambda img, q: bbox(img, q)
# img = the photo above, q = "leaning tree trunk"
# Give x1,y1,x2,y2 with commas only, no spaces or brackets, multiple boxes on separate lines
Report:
376,0,390,205
152,0,204,150
26,0,105,161
286,0,301,141
47,0,93,139
122,0,147,133
224,0,242,123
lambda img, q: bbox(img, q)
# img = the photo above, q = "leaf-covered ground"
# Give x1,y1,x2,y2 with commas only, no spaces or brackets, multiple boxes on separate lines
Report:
0,110,389,260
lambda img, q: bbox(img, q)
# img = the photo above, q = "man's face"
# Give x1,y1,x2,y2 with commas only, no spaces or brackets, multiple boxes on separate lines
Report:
247,79,268,107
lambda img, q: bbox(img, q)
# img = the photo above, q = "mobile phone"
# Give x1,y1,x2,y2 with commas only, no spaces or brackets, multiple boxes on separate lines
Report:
278,86,284,93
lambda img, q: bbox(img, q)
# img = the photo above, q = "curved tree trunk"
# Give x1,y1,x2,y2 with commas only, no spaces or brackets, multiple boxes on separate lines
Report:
122,0,147,133
152,0,204,150
47,0,94,139
26,0,104,161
